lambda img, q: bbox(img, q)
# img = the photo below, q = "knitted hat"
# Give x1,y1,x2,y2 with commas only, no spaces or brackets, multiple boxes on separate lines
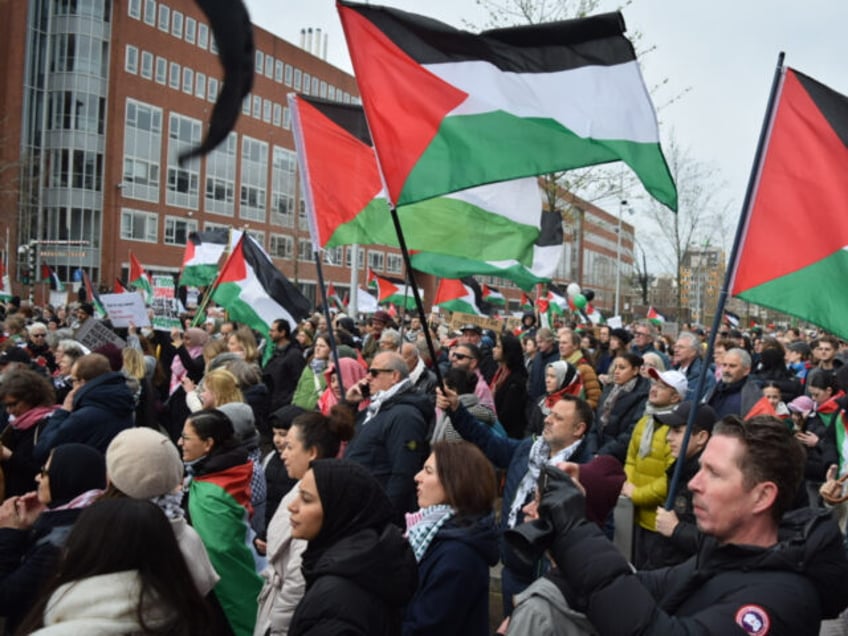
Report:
217,402,259,448
106,428,183,499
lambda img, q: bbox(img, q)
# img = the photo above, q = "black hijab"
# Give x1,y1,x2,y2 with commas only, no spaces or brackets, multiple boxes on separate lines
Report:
47,444,106,508
304,460,395,559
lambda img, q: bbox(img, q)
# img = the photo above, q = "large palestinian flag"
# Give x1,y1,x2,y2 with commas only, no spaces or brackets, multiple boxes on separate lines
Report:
434,278,485,315
337,2,677,210
290,94,547,271
179,228,230,287
211,235,311,347
730,68,848,339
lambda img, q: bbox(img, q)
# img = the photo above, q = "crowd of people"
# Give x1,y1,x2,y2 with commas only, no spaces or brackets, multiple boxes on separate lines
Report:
0,296,848,634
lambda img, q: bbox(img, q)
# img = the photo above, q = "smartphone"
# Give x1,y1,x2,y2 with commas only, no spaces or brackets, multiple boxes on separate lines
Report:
359,382,370,399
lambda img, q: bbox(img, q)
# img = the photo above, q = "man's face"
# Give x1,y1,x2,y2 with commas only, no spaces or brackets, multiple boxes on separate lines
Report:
542,399,585,453
633,326,653,348
648,380,680,407
536,335,553,354
450,345,476,372
410,317,421,331
688,434,762,544
673,338,697,367
269,323,286,343
598,327,610,344
460,329,480,345
368,353,399,393
721,352,749,384
29,330,47,346
558,335,576,359
817,341,836,363
401,345,418,372
371,319,386,336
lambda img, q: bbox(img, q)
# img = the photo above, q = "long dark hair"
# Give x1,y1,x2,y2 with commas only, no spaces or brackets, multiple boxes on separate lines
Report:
499,333,526,376
290,405,355,459
187,408,238,456
18,499,213,634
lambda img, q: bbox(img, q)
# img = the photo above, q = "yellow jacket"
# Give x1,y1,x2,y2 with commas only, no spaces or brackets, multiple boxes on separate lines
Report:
624,412,675,531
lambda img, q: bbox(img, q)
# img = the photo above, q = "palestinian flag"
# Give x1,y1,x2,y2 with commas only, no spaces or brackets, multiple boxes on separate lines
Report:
114,278,129,293
179,228,229,287
326,282,344,310
81,270,107,318
520,292,533,312
546,284,569,316
40,263,64,291
188,462,262,636
370,271,421,309
337,2,677,210
0,261,11,302
290,94,550,275
211,235,311,359
585,304,605,325
434,277,484,315
129,251,153,304
366,268,378,290
724,310,741,329
647,306,665,325
730,68,848,339
482,284,506,307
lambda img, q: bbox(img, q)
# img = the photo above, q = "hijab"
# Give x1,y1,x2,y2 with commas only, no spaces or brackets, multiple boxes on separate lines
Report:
47,444,106,509
543,361,582,410
318,358,368,414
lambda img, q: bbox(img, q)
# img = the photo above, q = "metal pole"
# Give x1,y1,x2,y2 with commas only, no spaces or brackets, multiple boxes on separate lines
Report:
614,199,626,316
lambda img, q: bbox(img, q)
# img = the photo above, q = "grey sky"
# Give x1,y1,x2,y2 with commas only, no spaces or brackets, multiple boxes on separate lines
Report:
244,0,848,269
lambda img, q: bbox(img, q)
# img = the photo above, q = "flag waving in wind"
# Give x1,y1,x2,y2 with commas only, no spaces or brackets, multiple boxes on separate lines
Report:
434,278,484,315
369,271,421,309
179,228,230,287
40,264,64,292
337,2,677,210
129,251,153,304
730,68,848,339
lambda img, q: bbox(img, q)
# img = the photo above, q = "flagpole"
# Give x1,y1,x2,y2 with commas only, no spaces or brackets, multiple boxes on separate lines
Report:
313,251,346,396
665,52,786,509
388,207,445,390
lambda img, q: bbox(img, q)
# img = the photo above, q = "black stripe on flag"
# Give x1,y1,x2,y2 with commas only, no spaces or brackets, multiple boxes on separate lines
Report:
340,1,634,73
793,68,848,150
301,95,373,147
242,236,312,321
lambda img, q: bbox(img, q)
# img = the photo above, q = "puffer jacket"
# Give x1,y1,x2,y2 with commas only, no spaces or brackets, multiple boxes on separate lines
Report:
592,376,651,462
624,413,675,531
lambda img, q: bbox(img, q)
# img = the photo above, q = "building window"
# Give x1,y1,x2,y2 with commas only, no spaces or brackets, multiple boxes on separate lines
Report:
166,112,201,209
164,216,198,245
252,95,261,119
271,146,296,228
121,209,158,242
285,64,293,86
269,234,293,259
262,99,272,123
158,4,170,31
197,22,208,49
48,149,103,191
264,56,273,78
143,0,156,25
328,86,335,101
272,103,282,127
185,17,196,43
320,80,327,98
255,50,263,73
140,51,153,79
155,56,167,84
293,69,302,91
208,77,218,101
302,73,310,94
171,10,183,37
242,94,251,116
282,107,291,130
209,34,217,54
125,45,138,74
246,230,265,250
168,62,180,89
129,0,141,19
195,73,206,99
205,132,236,216
386,253,403,274
182,67,193,94
346,246,365,270
239,136,268,222
274,60,283,83
298,239,313,262
368,250,384,271
123,99,163,202
312,77,320,95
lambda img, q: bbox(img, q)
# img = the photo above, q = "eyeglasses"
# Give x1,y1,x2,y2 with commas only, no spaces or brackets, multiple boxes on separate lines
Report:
450,352,471,360
635,332,651,338
368,368,393,377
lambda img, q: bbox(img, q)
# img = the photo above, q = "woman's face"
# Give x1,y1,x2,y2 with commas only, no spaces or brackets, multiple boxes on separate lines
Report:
414,452,447,508
296,331,309,347
273,427,288,456
227,335,245,356
313,338,330,361
545,368,560,394
200,384,215,409
58,353,74,375
2,393,29,419
763,386,781,409
493,341,503,363
36,454,52,505
282,425,317,480
610,336,622,351
289,469,324,540
329,372,341,398
612,357,640,385
178,420,212,462
809,385,833,407
523,338,536,355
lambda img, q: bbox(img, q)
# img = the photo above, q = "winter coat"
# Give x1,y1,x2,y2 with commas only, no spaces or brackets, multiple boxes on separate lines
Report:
592,376,651,462
663,452,703,564
288,525,418,636
255,487,306,636
33,372,134,462
493,368,529,439
403,514,499,636
801,413,839,483
291,365,325,411
528,347,561,401
344,388,433,518
704,375,760,420
0,508,82,633
624,413,675,531
0,414,50,497
677,356,715,403
550,506,848,634
263,342,306,413
564,352,602,409
508,574,598,636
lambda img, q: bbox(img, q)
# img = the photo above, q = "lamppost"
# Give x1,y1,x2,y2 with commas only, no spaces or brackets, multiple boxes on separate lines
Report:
17,240,37,305
614,200,634,317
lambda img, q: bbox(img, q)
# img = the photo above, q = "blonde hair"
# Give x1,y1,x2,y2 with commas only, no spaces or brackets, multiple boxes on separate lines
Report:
122,348,146,381
228,327,259,363
203,368,244,407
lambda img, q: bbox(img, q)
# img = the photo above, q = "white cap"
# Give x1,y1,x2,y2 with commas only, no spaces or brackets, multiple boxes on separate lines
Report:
647,367,688,400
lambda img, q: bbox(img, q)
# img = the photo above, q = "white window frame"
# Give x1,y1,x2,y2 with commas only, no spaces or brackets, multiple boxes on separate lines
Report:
121,208,158,242
155,56,167,84
171,10,183,38
158,4,170,31
140,51,153,79
184,17,196,44
125,45,139,74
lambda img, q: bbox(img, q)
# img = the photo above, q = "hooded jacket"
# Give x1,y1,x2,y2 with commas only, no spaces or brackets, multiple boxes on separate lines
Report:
551,506,848,634
33,372,134,462
403,514,499,636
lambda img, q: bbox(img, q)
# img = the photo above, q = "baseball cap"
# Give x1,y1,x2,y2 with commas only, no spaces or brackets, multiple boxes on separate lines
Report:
460,323,483,335
655,401,718,433
787,395,815,416
646,367,688,400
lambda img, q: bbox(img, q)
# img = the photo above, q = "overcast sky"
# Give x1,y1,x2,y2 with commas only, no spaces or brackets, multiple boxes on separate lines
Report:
244,0,848,270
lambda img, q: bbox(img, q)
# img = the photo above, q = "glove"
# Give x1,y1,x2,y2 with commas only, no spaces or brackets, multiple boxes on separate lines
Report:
503,518,555,571
537,464,587,536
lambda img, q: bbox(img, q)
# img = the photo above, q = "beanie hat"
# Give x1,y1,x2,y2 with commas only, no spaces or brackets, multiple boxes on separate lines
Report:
106,428,183,499
94,343,123,372
217,402,259,448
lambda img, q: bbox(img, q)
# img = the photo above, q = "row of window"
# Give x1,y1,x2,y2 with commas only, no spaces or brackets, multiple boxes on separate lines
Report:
128,0,212,50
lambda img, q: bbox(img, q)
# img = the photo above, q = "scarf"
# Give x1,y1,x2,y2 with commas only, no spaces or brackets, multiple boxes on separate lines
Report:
405,504,455,562
599,376,638,429
508,437,582,528
364,378,412,424
490,365,510,394
9,405,58,431
638,403,677,458
51,488,103,511
169,345,203,395
310,358,327,375
152,489,185,521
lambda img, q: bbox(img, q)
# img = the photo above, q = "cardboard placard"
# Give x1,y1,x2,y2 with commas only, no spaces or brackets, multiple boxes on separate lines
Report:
74,318,126,350
99,293,150,328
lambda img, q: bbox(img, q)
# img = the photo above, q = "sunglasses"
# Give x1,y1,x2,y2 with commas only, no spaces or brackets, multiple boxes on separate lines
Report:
450,352,471,360
368,368,393,377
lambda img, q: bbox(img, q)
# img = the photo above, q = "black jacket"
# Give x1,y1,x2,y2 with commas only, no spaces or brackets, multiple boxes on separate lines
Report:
494,369,529,439
662,452,703,565
289,525,418,636
551,506,848,634
263,342,305,413
592,376,651,462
